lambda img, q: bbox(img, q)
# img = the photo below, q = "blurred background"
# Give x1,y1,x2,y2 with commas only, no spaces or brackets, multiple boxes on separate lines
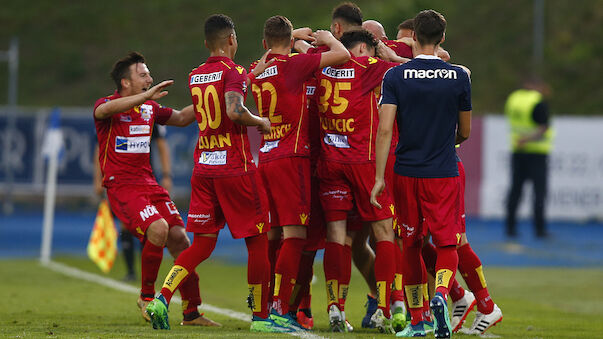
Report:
0,0,602,266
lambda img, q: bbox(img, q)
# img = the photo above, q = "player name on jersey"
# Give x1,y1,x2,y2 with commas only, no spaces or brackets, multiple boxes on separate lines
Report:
403,68,458,79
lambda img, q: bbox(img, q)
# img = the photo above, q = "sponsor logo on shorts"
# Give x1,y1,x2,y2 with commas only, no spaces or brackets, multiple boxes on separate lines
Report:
322,67,355,79
323,133,350,148
401,223,415,237
299,213,309,225
129,125,150,135
188,213,212,224
255,222,265,233
199,150,227,165
256,65,278,79
139,205,159,222
322,189,349,201
403,68,458,80
190,71,223,85
165,201,179,215
306,86,316,96
259,140,279,153
115,136,150,153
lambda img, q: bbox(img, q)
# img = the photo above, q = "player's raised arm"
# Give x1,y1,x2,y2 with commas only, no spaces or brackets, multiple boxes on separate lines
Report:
370,103,396,209
313,30,351,67
225,91,271,134
165,104,195,127
94,80,173,119
246,49,275,86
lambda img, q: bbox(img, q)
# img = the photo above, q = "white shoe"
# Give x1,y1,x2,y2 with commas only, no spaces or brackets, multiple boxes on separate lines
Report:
451,290,476,332
341,311,354,332
328,304,346,332
469,304,503,334
370,308,394,334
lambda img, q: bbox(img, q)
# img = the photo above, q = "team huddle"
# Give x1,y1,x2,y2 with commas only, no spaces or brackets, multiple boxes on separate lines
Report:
93,3,503,338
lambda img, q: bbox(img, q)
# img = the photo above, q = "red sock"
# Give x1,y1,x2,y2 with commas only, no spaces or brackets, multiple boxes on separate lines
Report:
421,242,437,277
375,241,396,318
290,251,315,311
449,279,465,302
324,242,342,310
391,243,404,303
402,241,425,325
458,243,494,313
160,234,217,304
178,270,201,315
272,237,305,315
434,245,458,299
338,244,352,311
268,238,282,299
141,240,164,297
246,234,271,319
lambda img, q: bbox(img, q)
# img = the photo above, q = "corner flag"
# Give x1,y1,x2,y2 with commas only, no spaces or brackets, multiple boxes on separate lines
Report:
87,199,118,273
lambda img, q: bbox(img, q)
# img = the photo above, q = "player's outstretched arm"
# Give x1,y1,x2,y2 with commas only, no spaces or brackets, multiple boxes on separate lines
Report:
370,103,397,209
94,80,174,120
165,104,195,127
225,91,271,134
456,110,471,145
247,49,275,86
313,30,351,68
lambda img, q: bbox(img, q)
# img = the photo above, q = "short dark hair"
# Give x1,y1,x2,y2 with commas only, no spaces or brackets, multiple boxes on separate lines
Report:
263,15,293,48
205,14,235,50
332,2,363,26
397,18,414,31
340,28,378,51
110,51,145,91
413,10,446,46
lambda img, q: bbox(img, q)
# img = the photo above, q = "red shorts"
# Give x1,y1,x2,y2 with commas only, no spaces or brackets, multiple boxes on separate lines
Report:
304,175,326,251
386,153,399,230
187,172,270,239
458,161,466,233
259,157,311,227
106,183,184,240
317,160,394,223
393,174,461,247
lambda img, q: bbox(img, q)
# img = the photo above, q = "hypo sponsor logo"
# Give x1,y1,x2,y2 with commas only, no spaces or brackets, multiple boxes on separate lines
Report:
198,150,227,165
190,71,223,85
129,125,150,135
323,133,350,149
139,205,159,221
115,136,150,153
403,68,458,80
256,65,278,79
322,67,355,79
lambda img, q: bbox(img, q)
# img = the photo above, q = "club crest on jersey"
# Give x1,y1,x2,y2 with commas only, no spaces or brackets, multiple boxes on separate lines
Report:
199,150,227,165
115,136,150,153
322,67,355,79
139,104,153,121
256,65,278,79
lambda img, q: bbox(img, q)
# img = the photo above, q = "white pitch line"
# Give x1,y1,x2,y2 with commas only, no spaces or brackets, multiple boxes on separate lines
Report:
42,260,326,339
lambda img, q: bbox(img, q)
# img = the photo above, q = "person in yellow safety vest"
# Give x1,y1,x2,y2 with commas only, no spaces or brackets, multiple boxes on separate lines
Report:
504,77,554,239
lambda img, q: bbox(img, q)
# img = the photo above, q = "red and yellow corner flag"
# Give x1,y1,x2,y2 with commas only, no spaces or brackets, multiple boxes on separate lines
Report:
87,199,118,273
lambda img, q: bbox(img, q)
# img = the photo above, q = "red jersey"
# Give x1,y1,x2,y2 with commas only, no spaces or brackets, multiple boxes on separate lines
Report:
317,55,398,163
189,56,255,177
94,92,172,187
382,38,413,58
249,52,321,163
306,78,321,166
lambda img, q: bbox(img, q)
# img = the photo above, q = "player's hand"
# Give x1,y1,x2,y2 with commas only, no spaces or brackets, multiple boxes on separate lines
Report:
145,80,174,101
313,30,335,46
377,41,396,61
252,49,275,77
370,178,385,209
293,27,315,42
257,117,271,134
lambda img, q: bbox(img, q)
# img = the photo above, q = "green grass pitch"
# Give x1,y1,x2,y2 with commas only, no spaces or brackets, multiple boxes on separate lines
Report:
1,256,602,338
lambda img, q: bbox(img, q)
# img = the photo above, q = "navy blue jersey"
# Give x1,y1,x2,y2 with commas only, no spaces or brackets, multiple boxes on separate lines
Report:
380,55,471,178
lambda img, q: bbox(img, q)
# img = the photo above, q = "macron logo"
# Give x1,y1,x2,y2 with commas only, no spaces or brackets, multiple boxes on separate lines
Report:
403,68,457,80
